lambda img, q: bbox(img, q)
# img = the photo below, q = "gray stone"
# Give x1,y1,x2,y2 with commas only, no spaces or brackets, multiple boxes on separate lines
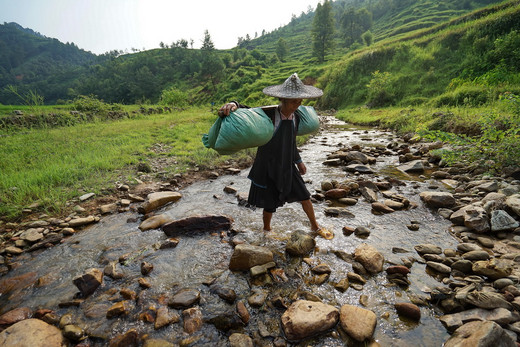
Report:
505,194,520,217
440,308,518,332
169,289,200,308
229,244,273,271
419,191,456,208
68,215,96,227
462,250,490,261
426,261,451,274
475,181,499,193
229,333,254,347
472,259,513,280
99,203,118,215
457,242,482,253
451,260,473,274
491,210,519,231
398,160,425,173
345,164,374,174
281,300,339,341
464,206,490,232
19,228,44,243
79,193,95,201
415,244,442,255
444,321,515,347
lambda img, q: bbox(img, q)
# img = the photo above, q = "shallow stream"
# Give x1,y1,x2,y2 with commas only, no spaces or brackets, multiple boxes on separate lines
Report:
0,116,460,346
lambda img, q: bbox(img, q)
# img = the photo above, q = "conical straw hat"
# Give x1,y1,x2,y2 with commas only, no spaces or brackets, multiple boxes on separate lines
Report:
262,73,323,99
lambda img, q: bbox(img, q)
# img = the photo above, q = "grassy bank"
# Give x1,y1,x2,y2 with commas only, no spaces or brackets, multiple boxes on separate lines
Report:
0,106,253,220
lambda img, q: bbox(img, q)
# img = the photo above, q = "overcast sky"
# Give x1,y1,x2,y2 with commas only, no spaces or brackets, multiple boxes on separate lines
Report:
0,0,320,54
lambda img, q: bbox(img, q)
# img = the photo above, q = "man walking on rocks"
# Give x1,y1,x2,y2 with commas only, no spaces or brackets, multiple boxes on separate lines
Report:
219,74,331,238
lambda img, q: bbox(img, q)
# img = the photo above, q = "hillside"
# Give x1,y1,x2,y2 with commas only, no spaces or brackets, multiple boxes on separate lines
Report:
0,0,514,107
0,22,101,104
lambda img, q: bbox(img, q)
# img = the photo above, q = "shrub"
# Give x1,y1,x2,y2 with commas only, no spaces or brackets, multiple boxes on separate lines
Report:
366,70,394,107
73,95,112,113
160,87,189,108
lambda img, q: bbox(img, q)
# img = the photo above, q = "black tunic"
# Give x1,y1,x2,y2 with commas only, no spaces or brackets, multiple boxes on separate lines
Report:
247,111,310,212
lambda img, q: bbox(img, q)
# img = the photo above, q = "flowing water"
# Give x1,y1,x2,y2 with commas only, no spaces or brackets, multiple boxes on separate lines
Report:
0,116,460,346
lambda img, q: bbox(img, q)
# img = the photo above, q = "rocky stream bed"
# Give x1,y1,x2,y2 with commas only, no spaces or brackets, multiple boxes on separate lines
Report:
1,116,520,347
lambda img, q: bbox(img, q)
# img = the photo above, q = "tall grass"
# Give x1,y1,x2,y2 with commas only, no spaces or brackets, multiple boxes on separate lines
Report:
0,107,247,220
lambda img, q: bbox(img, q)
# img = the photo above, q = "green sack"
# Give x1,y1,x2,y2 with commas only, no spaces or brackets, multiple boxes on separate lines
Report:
296,106,320,136
202,107,274,155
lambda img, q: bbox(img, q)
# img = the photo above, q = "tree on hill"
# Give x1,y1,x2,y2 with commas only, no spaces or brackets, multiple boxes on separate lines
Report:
200,30,224,85
340,7,373,47
311,0,335,62
276,38,289,62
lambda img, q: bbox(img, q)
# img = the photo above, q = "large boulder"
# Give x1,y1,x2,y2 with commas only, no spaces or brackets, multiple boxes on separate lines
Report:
354,243,384,274
443,321,515,347
281,300,339,341
505,194,520,217
139,214,173,231
398,160,425,173
472,258,513,280
339,304,376,342
419,191,456,208
229,244,274,271
490,210,519,231
0,319,64,347
162,215,233,236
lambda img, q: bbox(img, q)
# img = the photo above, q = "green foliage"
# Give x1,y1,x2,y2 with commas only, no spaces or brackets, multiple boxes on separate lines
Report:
4,85,44,111
160,87,189,107
73,95,118,113
362,30,374,46
420,92,520,173
366,70,394,107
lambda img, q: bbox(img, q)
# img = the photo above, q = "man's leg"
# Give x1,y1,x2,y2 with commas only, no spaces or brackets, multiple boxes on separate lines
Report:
263,209,273,231
301,199,319,231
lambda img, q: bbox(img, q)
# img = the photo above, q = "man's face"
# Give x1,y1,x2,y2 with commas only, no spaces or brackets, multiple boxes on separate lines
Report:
282,98,302,113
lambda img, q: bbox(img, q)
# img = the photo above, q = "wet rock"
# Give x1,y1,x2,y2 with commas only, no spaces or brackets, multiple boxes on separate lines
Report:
505,194,520,217
0,307,32,327
229,333,254,347
143,339,175,347
462,250,490,261
138,277,152,288
334,278,350,292
68,215,97,227
419,191,456,208
99,203,118,215
281,300,339,341
73,268,103,297
248,289,268,307
472,259,513,280
163,214,233,235
440,308,517,332
210,284,237,303
236,301,250,324
457,242,482,253
208,310,244,331
386,265,410,275
451,260,473,274
384,199,405,210
491,210,519,231
250,261,276,277
360,187,378,203
169,288,200,308
104,262,124,280
354,243,384,274
339,304,376,342
338,197,358,205
395,302,421,321
183,307,203,334
0,318,64,347
345,163,374,174
324,188,348,199
141,261,153,276
62,324,84,341
426,261,451,274
139,214,173,231
155,306,177,330
474,181,499,193
371,202,394,214
159,237,180,249
444,321,515,347
353,226,371,238
415,244,442,255
398,159,425,173
477,237,494,248
106,301,130,318
464,206,490,232
108,328,139,347
229,244,273,271
285,230,315,256
141,191,182,214
324,207,355,218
